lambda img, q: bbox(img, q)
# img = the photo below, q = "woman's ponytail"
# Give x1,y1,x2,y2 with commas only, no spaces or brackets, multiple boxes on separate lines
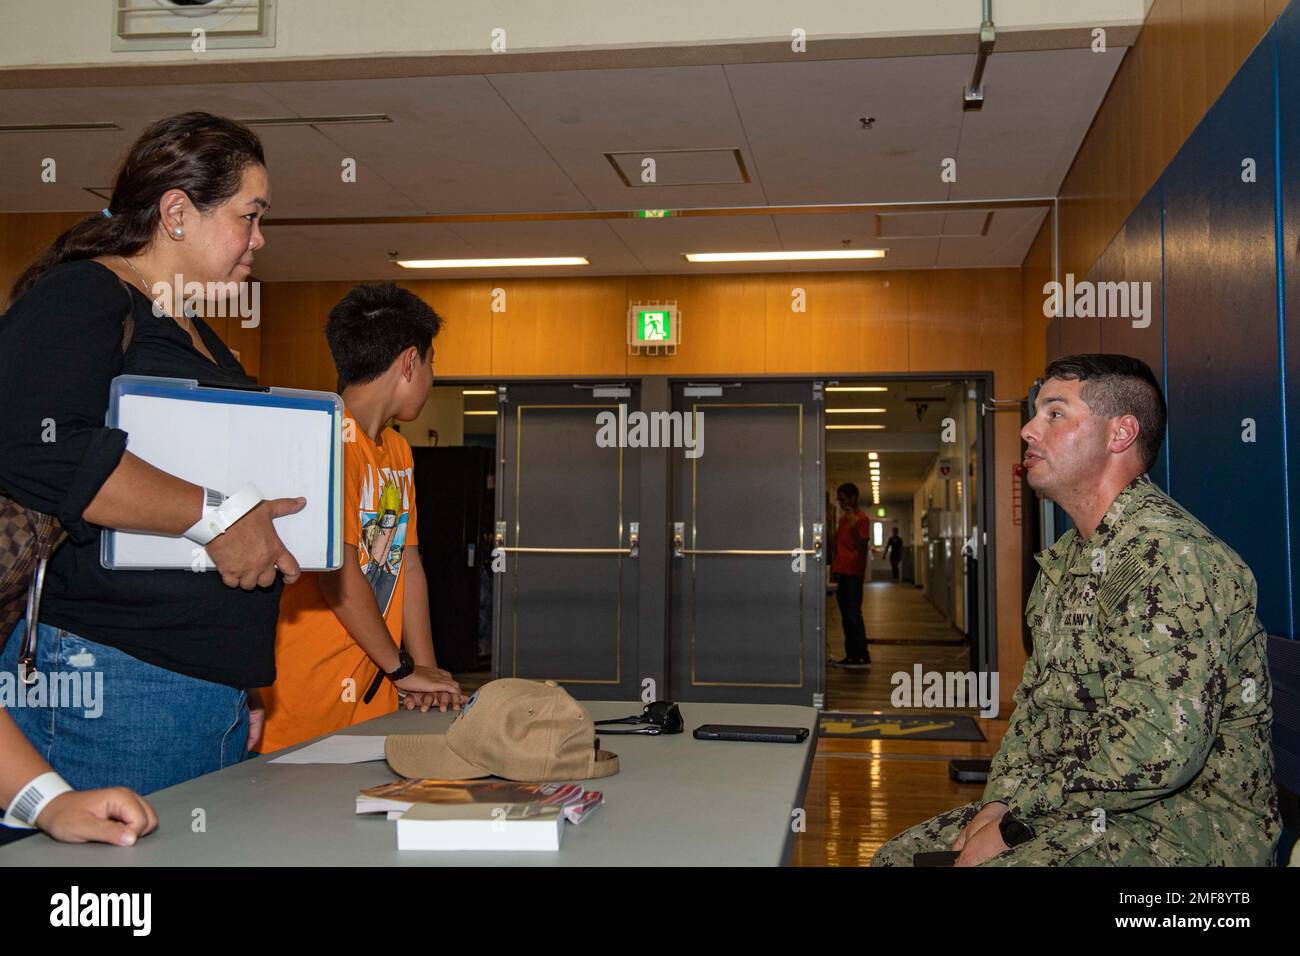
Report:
9,111,265,303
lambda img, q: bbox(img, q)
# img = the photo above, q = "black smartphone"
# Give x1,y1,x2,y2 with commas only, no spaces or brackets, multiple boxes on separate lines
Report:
692,724,809,743
948,759,991,783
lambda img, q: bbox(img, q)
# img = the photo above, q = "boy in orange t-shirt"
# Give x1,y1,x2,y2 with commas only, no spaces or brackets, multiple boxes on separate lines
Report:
255,284,463,755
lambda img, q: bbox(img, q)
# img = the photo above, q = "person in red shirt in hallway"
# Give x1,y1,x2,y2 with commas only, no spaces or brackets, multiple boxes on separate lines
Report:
830,482,872,669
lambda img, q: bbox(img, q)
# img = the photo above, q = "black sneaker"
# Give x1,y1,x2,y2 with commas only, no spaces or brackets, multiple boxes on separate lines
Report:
830,656,871,669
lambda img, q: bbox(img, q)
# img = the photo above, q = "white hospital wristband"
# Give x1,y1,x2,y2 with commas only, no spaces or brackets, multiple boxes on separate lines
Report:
183,483,262,546
3,771,73,830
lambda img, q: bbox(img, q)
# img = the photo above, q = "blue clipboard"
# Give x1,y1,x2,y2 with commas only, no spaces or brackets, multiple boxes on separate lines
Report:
102,375,344,572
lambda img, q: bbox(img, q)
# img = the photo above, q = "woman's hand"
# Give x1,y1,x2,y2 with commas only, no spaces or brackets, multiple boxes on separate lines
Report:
206,497,306,588
37,788,159,846
246,688,266,752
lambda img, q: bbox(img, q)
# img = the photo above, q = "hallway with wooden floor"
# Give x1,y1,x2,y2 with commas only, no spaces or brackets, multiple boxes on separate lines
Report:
825,577,973,712
803,574,1006,865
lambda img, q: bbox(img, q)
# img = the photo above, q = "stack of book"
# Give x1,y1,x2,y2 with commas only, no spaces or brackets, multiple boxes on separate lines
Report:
356,779,605,851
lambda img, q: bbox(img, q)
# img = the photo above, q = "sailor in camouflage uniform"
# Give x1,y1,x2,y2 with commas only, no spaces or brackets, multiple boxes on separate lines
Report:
873,354,1279,867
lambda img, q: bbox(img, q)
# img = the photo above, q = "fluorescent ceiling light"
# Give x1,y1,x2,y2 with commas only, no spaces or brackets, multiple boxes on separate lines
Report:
827,386,888,392
461,389,495,395
396,257,589,269
827,425,886,431
0,122,120,133
241,114,391,128
827,408,886,414
683,249,886,263
463,410,498,416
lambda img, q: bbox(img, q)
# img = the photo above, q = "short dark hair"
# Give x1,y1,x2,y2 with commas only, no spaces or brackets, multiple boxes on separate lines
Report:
837,482,859,499
326,283,443,391
1044,353,1166,472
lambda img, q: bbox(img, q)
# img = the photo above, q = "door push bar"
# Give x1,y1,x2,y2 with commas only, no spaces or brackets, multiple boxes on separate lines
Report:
672,521,822,560
983,396,1026,414
494,521,639,558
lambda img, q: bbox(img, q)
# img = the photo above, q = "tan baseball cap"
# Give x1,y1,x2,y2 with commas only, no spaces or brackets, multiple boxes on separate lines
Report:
384,678,620,782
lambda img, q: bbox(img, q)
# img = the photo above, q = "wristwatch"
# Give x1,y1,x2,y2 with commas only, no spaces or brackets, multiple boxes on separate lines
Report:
998,812,1036,847
384,646,415,684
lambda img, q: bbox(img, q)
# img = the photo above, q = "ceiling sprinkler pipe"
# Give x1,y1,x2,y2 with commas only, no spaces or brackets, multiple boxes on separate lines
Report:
965,0,996,110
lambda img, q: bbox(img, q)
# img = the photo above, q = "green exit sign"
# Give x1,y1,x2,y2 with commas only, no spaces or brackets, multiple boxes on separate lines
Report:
628,301,680,349
876,507,887,518
638,209,675,218
637,309,671,342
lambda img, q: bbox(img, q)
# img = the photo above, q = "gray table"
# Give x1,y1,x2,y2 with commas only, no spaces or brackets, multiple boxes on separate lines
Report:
0,701,817,866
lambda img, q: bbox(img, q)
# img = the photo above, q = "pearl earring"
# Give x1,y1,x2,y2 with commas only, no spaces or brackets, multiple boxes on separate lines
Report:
174,228,183,237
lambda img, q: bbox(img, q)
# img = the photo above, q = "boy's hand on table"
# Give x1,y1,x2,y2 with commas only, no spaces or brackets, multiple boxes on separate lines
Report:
401,690,464,714
394,666,462,711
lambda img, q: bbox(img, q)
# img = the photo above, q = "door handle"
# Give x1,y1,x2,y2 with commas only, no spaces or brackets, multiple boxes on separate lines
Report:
672,522,821,560
494,521,639,558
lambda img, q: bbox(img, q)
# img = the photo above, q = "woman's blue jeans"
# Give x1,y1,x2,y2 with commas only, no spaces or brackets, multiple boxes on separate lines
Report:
1,620,248,795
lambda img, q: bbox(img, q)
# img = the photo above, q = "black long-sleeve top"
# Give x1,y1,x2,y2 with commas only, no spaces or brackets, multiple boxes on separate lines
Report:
0,259,280,688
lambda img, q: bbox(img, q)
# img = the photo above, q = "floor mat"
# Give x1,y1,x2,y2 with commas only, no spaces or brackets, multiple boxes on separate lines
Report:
819,712,986,740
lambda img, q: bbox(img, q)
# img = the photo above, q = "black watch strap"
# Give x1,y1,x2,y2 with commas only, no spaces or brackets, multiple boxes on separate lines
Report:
999,812,1036,847
385,646,415,683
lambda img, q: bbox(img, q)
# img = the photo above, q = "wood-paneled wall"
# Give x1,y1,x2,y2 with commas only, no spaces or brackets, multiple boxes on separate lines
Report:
1020,213,1053,390
0,211,85,310
259,268,1030,709
261,271,1020,386
1021,0,1285,372
1,212,262,377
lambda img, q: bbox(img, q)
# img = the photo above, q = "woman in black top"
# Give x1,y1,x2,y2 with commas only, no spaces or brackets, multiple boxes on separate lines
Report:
0,112,304,796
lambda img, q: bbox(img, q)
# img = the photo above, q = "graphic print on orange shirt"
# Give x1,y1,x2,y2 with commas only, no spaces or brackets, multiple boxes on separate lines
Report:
358,465,413,616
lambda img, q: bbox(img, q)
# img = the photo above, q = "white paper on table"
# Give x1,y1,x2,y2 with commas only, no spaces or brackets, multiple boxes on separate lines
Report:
268,735,388,764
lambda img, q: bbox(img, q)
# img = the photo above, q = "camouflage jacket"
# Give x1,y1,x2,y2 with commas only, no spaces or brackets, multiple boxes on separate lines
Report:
983,474,1280,865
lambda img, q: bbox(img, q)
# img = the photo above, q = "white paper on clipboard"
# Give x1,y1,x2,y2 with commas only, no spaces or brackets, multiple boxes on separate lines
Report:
102,376,343,572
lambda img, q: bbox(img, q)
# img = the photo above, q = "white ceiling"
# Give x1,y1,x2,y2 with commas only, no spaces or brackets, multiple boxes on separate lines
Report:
0,46,1123,279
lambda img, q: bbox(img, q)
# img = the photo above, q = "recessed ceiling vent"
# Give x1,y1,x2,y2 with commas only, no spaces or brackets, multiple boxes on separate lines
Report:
605,148,750,187
875,210,993,239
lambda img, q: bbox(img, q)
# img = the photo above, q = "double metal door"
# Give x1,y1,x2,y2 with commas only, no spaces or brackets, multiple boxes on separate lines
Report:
492,378,825,707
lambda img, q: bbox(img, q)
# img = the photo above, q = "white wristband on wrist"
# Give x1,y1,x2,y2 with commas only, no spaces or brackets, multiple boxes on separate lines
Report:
183,483,262,546
3,771,73,829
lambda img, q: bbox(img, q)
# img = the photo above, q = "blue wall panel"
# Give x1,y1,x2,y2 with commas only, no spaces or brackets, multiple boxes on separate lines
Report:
1277,5,1300,639
1162,38,1290,636
1101,186,1169,491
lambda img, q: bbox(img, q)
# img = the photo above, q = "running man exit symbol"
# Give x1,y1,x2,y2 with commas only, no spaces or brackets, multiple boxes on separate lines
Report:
628,300,679,351
639,309,670,341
